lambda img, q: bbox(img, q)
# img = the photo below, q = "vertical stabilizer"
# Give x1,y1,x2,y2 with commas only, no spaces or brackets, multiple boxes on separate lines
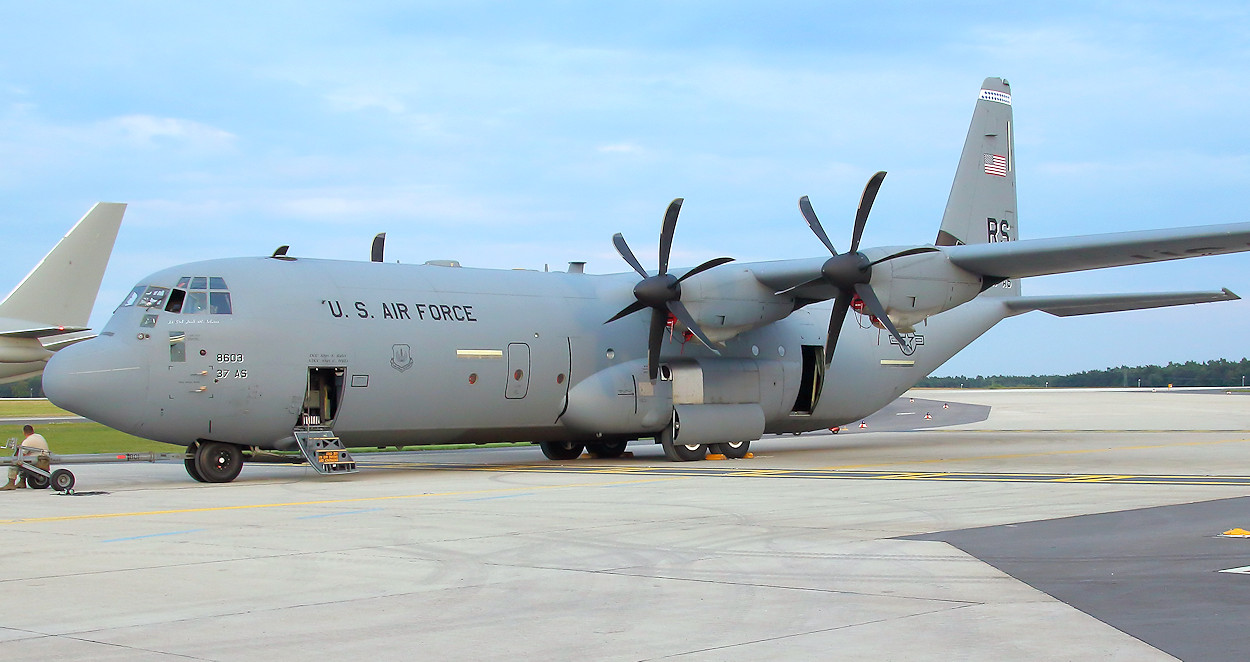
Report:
0,203,126,329
936,78,1018,295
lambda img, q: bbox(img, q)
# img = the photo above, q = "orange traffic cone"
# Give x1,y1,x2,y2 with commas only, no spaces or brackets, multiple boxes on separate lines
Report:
924,412,932,420
859,421,867,429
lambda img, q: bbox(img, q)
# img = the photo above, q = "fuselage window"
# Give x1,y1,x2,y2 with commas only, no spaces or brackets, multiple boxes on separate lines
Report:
119,285,145,308
190,277,208,290
183,292,208,314
137,287,170,309
209,291,232,314
165,289,187,313
169,332,186,363
209,277,228,290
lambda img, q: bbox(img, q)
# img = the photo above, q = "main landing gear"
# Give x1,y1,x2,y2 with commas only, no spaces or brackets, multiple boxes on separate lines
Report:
185,441,244,483
657,426,752,462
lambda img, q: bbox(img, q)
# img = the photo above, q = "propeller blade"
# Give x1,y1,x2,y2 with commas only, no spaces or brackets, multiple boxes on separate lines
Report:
870,246,940,266
371,233,386,263
605,299,648,324
799,195,838,256
853,282,905,348
825,290,852,363
612,233,649,278
677,256,734,283
647,309,668,380
658,198,683,276
850,171,887,253
774,276,824,296
667,300,722,353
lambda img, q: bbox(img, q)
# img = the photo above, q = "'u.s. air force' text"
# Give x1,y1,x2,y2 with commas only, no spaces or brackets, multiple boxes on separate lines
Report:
323,300,477,322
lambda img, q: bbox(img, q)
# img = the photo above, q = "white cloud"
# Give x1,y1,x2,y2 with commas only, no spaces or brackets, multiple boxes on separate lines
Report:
99,115,237,151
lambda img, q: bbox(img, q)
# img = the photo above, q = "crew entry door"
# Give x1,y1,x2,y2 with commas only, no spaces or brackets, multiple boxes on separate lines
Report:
301,367,346,427
505,343,530,399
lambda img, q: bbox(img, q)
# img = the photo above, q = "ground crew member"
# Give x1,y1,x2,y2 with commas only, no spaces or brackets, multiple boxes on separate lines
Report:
3,425,50,490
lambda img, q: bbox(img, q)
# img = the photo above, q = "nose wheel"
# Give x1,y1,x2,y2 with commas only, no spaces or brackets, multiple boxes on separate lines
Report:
185,441,244,483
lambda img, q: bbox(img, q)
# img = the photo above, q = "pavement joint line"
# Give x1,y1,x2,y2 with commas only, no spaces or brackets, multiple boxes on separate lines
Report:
817,436,1250,470
0,475,689,525
361,463,1250,486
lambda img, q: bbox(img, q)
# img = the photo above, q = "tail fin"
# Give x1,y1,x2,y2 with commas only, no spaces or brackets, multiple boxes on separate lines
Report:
0,203,126,334
937,78,1017,248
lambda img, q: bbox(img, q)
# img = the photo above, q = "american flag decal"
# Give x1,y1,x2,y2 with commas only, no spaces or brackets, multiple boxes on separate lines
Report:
983,153,1007,177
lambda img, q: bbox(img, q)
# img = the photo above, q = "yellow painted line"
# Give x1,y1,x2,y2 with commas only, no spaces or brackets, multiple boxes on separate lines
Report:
0,475,689,525
1053,475,1131,482
819,437,1250,471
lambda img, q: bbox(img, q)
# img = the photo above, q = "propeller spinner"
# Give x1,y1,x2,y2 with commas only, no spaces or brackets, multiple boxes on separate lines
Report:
797,172,937,363
605,198,734,380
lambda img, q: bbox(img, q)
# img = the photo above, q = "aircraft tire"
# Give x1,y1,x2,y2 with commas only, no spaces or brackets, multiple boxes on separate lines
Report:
585,440,628,459
25,471,50,489
540,441,584,461
185,444,208,482
711,440,750,459
194,441,244,483
659,424,703,461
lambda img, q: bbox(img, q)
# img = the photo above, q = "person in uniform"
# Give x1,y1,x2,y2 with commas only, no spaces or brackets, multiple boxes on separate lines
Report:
2,425,50,490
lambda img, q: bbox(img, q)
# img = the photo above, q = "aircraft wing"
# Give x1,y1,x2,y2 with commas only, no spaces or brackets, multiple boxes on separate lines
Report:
1003,289,1239,317
944,221,1250,279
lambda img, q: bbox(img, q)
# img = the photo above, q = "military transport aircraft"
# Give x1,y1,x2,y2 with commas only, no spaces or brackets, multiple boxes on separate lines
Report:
42,78,1250,483
0,203,125,384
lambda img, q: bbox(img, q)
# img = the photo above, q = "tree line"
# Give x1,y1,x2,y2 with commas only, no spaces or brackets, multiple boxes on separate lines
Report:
918,358,1250,389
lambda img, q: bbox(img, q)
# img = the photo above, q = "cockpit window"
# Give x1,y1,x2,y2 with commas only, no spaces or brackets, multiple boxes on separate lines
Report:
136,286,170,308
210,291,232,314
183,292,208,314
119,285,146,308
165,289,186,313
153,276,233,315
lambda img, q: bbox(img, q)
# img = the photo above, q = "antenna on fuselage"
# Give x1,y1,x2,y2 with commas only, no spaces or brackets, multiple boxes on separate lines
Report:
271,245,289,258
371,233,386,263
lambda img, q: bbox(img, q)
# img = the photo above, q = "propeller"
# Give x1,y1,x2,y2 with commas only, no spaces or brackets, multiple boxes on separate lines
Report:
605,198,734,380
795,171,938,363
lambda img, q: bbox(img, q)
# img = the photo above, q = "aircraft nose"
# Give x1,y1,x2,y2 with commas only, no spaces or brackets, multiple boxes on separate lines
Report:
44,336,149,428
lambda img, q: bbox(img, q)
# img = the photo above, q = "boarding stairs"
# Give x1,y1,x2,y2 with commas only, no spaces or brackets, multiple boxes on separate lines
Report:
292,428,358,475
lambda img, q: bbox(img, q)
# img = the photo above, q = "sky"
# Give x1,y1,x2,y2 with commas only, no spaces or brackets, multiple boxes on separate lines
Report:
1,1,1248,377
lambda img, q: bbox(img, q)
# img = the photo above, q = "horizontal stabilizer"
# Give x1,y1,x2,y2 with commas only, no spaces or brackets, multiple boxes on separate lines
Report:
0,318,89,339
946,221,1250,279
1003,288,1239,317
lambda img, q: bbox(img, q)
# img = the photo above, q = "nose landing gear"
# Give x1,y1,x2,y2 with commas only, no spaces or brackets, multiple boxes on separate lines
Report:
185,441,244,483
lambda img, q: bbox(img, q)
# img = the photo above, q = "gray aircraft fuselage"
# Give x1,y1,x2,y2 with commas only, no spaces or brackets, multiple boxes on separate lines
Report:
48,255,1002,451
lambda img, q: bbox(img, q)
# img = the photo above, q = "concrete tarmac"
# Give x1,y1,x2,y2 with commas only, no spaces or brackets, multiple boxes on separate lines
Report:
2,388,1248,661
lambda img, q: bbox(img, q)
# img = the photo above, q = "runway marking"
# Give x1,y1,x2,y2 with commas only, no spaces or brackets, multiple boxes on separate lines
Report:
0,475,687,525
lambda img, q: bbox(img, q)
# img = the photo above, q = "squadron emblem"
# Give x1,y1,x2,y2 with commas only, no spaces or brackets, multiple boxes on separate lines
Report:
390,344,414,372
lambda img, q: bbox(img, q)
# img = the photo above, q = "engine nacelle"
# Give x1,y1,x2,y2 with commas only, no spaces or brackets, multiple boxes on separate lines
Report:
0,337,54,364
867,251,983,331
677,267,796,343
